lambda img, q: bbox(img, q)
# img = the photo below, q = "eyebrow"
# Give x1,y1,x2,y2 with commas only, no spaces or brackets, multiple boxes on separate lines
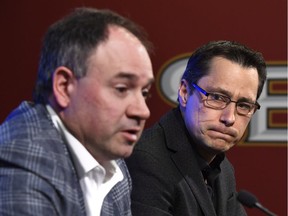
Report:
209,87,256,103
114,72,154,86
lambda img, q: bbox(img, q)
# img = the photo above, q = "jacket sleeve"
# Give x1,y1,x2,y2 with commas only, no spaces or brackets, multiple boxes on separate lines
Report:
0,163,59,216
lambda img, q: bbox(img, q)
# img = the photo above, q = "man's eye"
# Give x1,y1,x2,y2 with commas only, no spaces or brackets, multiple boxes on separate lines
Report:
237,102,252,110
211,93,226,102
142,89,151,100
116,86,128,93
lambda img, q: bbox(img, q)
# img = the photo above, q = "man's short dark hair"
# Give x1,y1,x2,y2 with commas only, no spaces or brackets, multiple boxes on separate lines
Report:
33,7,153,104
181,40,267,99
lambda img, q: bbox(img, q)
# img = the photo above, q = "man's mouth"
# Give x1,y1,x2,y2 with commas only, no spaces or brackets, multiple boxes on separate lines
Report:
209,126,237,137
121,129,140,143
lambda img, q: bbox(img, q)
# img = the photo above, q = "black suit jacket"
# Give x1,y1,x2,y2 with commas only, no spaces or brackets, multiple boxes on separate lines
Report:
126,108,246,216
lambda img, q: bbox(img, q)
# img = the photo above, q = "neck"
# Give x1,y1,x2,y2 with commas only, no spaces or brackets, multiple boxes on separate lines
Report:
196,146,217,164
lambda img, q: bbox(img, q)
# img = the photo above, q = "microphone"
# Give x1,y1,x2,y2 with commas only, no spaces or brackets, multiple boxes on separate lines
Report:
237,190,277,216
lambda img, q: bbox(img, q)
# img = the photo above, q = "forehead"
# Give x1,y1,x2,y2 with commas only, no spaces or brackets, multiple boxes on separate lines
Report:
199,57,259,98
86,26,153,80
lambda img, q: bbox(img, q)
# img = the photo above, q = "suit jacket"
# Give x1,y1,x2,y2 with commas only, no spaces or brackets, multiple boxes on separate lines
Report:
0,101,132,216
125,108,246,216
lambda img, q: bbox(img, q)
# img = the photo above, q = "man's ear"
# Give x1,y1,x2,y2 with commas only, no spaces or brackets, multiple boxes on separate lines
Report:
52,66,76,108
178,79,189,107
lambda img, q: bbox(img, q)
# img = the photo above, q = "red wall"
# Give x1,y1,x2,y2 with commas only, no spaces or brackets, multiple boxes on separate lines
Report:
1,1,287,215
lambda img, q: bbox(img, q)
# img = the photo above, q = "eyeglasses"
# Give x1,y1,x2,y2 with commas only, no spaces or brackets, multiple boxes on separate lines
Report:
192,83,260,116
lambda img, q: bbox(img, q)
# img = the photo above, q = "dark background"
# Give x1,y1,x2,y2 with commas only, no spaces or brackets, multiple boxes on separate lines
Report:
1,1,287,215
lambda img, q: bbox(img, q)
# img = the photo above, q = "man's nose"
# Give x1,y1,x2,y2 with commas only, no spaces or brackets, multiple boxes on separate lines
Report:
127,95,151,121
219,102,237,126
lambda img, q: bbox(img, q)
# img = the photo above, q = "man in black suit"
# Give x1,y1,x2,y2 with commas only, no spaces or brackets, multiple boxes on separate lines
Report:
126,40,267,216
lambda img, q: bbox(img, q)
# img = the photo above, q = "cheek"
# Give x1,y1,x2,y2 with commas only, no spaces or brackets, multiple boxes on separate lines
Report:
96,102,127,128
185,102,202,132
76,93,110,125
196,104,218,123
236,119,251,135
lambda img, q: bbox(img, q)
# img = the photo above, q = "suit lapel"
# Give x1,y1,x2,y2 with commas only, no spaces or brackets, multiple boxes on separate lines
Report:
160,108,217,216
33,103,87,215
212,161,230,216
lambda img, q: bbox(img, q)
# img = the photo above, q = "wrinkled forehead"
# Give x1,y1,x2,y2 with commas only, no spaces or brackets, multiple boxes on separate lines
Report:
84,26,153,82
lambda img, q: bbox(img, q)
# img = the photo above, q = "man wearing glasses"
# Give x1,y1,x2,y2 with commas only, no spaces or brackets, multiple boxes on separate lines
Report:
126,40,267,216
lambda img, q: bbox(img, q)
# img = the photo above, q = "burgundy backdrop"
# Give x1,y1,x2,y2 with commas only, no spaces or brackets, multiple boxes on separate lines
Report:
1,1,287,215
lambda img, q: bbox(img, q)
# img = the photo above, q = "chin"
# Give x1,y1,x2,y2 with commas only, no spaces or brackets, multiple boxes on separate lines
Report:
208,141,231,153
216,144,233,153
119,146,135,158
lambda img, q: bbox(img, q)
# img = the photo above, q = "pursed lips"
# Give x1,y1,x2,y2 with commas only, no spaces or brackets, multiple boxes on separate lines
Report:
208,127,237,139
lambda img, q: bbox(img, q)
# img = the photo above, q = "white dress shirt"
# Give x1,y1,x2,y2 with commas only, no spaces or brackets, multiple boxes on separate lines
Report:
46,105,123,216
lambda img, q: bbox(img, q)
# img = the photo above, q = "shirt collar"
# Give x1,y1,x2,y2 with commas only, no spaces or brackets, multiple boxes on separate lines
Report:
198,153,225,185
45,105,123,181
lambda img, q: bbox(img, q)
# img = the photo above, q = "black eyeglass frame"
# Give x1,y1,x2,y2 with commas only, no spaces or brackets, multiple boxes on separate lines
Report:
192,83,261,115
